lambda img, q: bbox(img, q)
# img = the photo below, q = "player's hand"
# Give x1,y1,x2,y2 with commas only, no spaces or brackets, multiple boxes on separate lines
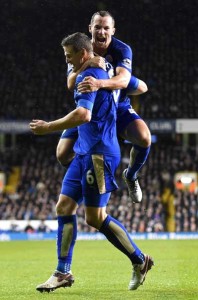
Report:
77,76,101,93
88,56,106,70
29,119,49,135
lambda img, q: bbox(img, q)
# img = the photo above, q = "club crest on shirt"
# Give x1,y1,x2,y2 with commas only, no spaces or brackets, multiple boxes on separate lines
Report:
105,55,113,63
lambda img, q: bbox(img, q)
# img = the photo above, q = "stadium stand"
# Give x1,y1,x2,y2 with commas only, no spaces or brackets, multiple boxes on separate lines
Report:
0,1,197,233
0,0,197,119
0,136,197,233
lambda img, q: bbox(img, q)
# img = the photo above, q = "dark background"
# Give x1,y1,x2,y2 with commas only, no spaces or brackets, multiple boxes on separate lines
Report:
1,0,198,120
0,0,197,232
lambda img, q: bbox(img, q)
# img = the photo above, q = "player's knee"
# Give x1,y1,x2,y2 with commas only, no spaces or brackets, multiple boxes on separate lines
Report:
137,130,151,148
56,201,64,215
56,145,75,167
56,145,66,165
56,196,77,216
85,215,101,230
134,130,151,148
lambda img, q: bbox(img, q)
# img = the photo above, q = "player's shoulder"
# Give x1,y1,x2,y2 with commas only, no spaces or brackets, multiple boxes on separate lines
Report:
81,66,109,79
111,36,132,51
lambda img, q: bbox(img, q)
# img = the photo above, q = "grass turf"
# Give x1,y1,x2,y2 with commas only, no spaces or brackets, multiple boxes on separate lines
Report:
0,239,197,300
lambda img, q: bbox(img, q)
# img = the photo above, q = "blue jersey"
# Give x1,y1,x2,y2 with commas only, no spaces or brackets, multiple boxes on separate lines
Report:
60,37,140,142
103,37,136,102
104,36,132,73
73,66,120,156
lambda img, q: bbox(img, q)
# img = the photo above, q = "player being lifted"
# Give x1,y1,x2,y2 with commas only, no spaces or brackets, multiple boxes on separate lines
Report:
56,11,151,203
30,32,154,293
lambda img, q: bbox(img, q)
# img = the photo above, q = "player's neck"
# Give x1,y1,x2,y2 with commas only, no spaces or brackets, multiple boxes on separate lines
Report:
87,53,95,60
93,45,107,57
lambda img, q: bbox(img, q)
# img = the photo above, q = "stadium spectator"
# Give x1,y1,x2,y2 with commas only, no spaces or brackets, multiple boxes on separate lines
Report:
37,219,51,233
24,222,35,233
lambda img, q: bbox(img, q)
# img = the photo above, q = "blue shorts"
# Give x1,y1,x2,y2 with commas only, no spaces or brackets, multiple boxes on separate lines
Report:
117,99,141,135
61,153,120,207
60,127,78,139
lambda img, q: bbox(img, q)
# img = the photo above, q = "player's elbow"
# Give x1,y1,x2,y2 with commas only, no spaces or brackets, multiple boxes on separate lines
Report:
77,107,91,123
83,111,91,123
122,81,130,89
67,82,74,92
139,80,148,94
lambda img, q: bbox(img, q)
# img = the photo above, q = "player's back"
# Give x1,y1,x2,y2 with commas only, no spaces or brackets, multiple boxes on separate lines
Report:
74,67,120,156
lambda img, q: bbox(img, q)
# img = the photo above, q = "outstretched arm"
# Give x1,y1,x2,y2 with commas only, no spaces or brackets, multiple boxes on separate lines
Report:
29,107,91,135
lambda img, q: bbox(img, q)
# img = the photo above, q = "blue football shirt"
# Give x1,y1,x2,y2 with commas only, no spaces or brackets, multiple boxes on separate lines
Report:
73,66,120,156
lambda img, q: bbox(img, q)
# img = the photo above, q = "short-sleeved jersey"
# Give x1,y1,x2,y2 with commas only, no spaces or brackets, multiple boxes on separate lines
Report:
104,36,132,73
73,66,120,157
103,37,133,103
67,37,136,102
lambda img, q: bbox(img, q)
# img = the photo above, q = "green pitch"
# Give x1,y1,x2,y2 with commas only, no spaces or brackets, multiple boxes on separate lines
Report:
0,239,197,300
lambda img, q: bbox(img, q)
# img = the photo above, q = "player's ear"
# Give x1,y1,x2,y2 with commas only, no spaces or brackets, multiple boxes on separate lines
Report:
112,27,116,35
88,24,92,33
80,49,86,64
81,48,86,56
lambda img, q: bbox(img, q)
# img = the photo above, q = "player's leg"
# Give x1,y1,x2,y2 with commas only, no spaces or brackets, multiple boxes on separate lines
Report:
83,154,154,290
117,102,151,203
55,196,78,276
85,200,154,290
36,156,83,293
56,128,78,167
36,195,78,293
120,118,151,183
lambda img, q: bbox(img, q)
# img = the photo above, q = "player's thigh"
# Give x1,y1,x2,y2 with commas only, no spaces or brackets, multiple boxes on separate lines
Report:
56,128,78,160
120,118,151,147
82,154,120,198
61,155,83,205
117,101,141,139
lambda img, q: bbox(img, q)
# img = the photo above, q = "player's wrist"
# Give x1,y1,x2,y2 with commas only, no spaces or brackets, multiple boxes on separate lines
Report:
47,121,55,132
98,80,104,89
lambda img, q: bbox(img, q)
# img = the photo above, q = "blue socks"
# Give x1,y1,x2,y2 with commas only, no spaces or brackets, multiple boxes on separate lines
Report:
56,215,77,274
127,145,150,180
99,215,144,265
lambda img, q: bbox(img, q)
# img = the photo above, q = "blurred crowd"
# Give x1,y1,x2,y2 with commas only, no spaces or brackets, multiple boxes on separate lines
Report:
0,136,197,233
0,0,198,120
0,1,197,233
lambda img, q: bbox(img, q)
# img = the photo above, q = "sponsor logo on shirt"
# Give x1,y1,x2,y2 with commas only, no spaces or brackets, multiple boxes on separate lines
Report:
122,58,132,69
128,108,137,115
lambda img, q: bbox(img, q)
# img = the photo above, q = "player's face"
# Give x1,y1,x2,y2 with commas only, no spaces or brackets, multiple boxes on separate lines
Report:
63,45,83,71
89,15,115,51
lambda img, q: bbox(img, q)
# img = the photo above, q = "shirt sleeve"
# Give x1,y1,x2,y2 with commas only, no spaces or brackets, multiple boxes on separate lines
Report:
126,75,139,93
74,69,98,112
114,44,132,73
